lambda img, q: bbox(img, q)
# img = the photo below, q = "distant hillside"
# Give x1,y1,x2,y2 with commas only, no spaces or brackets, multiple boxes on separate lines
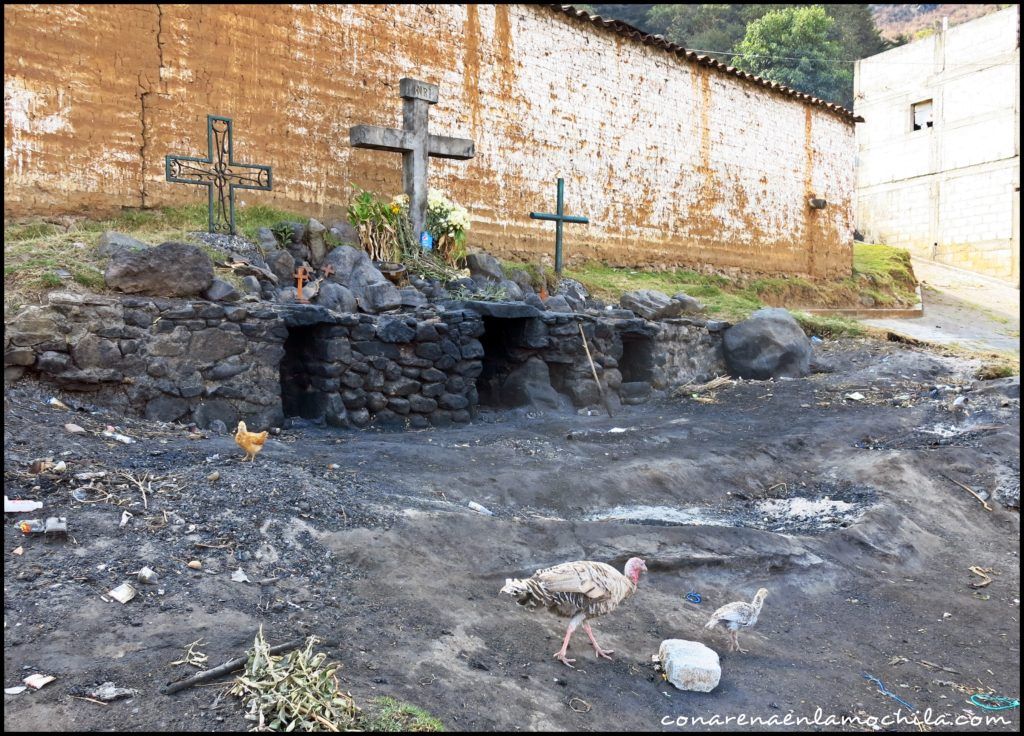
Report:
582,4,1011,45
870,4,1012,41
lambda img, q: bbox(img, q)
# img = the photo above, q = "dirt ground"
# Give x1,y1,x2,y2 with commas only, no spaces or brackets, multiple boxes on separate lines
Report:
3,338,1020,732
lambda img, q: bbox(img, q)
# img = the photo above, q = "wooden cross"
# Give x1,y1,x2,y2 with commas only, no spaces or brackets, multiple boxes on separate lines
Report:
530,178,589,274
165,115,272,235
294,265,312,303
320,264,335,280
349,78,475,240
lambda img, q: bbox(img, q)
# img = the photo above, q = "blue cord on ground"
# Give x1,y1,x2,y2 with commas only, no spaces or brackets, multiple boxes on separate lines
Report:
969,694,1019,711
685,591,702,604
863,672,916,712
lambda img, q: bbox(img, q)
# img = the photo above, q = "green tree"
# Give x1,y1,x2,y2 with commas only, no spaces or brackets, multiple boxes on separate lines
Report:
733,5,853,107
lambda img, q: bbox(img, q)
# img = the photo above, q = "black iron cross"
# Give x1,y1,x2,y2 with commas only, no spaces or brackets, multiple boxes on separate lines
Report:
529,177,589,274
165,115,272,235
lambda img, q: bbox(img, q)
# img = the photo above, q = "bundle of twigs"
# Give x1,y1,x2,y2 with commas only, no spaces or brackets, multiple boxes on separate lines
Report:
229,628,358,732
671,375,736,398
402,248,461,283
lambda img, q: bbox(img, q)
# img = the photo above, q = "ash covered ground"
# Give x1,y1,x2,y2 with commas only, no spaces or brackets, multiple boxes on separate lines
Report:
3,338,1020,732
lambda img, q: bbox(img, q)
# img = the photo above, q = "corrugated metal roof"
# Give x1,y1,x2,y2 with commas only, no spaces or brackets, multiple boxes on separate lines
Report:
547,4,864,124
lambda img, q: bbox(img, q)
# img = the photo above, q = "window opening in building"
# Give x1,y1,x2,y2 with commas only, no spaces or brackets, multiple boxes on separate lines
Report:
912,100,933,131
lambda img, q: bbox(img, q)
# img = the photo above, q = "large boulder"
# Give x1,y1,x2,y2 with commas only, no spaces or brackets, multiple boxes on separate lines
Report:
620,289,699,320
202,278,240,302
620,290,672,320
315,282,357,313
500,357,560,410
723,307,811,379
659,640,721,693
354,281,401,314
265,249,295,284
97,231,148,258
104,241,213,297
556,278,589,310
466,253,505,282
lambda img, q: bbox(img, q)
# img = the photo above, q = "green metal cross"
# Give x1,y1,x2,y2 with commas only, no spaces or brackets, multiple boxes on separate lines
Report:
530,178,589,274
165,115,272,235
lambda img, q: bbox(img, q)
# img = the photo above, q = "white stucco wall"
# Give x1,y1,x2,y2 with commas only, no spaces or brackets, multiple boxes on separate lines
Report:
854,6,1020,285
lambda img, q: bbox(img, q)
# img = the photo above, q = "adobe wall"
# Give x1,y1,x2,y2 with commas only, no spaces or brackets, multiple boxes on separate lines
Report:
4,4,855,278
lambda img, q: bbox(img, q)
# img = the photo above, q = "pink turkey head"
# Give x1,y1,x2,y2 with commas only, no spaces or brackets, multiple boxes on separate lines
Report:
625,557,648,583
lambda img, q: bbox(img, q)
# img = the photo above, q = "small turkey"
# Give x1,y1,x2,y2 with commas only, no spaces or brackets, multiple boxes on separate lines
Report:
704,587,769,653
500,557,647,668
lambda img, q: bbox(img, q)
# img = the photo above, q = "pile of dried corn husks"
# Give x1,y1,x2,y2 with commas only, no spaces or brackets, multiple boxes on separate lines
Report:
230,628,358,732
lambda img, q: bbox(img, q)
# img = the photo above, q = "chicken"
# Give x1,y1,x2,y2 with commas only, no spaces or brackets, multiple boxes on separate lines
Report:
500,557,647,668
234,421,268,462
704,588,768,653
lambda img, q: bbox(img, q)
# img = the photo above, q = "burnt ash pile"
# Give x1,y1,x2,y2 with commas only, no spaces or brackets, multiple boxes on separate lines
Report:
4,229,729,431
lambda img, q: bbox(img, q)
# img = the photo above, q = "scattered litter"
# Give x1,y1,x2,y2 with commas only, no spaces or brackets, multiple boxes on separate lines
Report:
969,694,1019,711
968,566,993,589
46,398,69,410
74,471,107,481
171,638,210,669
568,697,592,713
942,612,952,619
4,686,27,695
844,392,866,402
467,501,494,515
4,497,42,514
85,682,138,702
12,546,24,556
64,423,86,434
71,489,90,502
684,591,702,604
29,459,54,474
119,510,133,528
607,427,630,434
23,674,56,690
51,460,67,473
863,672,915,712
231,569,251,583
106,583,138,604
941,474,993,512
137,566,159,585
101,427,135,444
19,517,68,538
206,471,220,482
810,336,823,344
327,463,340,470
187,560,202,570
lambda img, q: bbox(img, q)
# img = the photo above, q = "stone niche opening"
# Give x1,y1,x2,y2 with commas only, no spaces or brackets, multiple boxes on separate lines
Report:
477,316,529,406
619,333,656,383
280,325,324,419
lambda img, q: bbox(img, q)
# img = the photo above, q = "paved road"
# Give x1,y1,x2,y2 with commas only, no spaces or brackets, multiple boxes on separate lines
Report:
862,258,1020,355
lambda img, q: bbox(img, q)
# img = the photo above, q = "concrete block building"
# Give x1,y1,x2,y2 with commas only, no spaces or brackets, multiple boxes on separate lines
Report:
854,6,1020,286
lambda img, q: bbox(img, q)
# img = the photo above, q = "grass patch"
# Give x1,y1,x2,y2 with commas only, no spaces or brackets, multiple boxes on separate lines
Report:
3,204,308,308
792,311,865,339
360,697,445,732
501,243,920,327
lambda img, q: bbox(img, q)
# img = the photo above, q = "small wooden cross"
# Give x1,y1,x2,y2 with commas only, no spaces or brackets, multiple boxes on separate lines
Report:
529,178,589,274
294,265,312,303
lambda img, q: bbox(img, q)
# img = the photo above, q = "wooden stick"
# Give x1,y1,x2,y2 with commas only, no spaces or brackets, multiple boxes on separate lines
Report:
578,323,613,418
940,474,993,512
161,636,336,695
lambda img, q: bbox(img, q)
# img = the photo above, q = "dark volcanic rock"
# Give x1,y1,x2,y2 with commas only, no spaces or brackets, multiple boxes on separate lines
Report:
723,307,811,380
105,241,213,297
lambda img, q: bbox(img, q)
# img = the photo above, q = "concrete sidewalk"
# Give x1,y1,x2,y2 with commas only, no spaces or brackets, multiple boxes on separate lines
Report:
861,258,1020,355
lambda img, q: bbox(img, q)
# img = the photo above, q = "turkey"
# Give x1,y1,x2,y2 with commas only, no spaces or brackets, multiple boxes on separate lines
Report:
704,587,769,653
500,557,647,668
